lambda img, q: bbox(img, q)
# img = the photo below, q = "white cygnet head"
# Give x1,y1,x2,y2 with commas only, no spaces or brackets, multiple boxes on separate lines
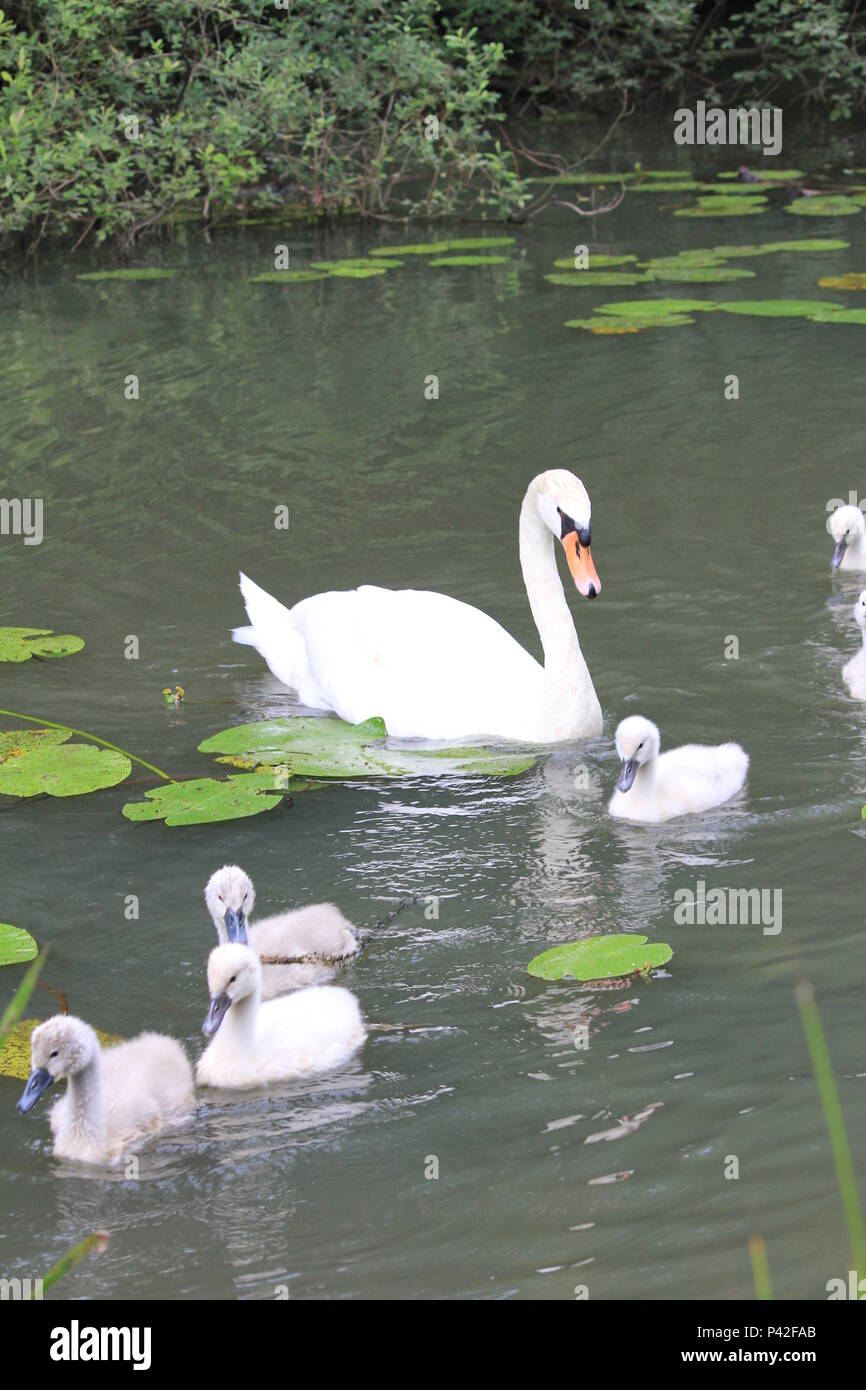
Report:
829,504,866,569
614,716,661,793
855,591,866,630
205,865,255,944
18,1016,97,1114
202,943,262,1037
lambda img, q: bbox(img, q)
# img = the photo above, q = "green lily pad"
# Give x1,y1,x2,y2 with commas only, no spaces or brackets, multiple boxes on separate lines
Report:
545,271,651,287
818,273,866,290
809,307,866,325
310,259,403,271
648,266,756,283
760,239,849,252
785,196,863,216
698,183,773,194
528,934,673,982
0,728,71,758
121,771,292,827
325,266,389,277
247,271,330,284
553,255,637,269
0,629,85,662
76,269,175,282
0,1018,121,1079
716,169,802,181
676,197,767,217
631,181,704,192
0,744,131,798
565,315,694,333
0,924,37,967
598,298,718,317
428,255,512,267
717,299,840,317
370,237,514,256
529,173,635,185
199,715,535,779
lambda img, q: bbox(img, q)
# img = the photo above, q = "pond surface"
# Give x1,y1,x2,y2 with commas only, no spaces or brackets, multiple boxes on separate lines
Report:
2,122,866,1301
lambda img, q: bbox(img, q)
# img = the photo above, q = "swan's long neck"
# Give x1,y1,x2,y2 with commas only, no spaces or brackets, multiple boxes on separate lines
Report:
218,984,261,1053
65,1055,105,1146
518,485,599,739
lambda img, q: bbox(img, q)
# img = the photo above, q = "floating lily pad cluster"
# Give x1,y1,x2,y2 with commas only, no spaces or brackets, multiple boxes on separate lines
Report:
548,238,862,333
198,715,536,779
118,715,535,826
246,238,516,286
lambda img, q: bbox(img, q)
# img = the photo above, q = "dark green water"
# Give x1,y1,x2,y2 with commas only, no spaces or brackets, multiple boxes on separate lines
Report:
2,127,866,1300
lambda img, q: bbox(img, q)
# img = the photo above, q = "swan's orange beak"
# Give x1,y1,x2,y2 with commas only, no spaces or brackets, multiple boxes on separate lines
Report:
562,532,601,598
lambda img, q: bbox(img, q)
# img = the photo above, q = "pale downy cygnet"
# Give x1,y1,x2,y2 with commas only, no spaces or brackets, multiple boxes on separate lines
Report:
843,590,866,699
829,504,866,572
204,865,359,997
196,943,366,1090
17,1016,194,1166
609,716,748,824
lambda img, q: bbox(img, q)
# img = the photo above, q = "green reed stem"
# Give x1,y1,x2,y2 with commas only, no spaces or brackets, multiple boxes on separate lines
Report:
0,708,175,782
0,947,48,1047
40,1231,109,1296
748,1235,772,1301
796,980,866,1281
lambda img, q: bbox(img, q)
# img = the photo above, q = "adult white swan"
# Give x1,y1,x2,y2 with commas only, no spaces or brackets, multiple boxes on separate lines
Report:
233,470,603,742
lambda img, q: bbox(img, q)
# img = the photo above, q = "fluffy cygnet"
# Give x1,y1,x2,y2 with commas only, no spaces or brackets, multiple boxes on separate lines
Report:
196,943,366,1090
609,716,748,824
17,1015,194,1166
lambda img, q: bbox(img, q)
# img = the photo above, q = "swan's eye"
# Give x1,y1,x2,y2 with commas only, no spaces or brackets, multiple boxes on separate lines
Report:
229,975,237,985
50,1050,58,1059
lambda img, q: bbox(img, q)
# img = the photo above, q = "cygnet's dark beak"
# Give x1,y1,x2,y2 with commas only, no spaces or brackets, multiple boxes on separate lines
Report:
224,907,247,944
616,758,639,793
832,539,847,570
17,1067,53,1114
202,992,231,1038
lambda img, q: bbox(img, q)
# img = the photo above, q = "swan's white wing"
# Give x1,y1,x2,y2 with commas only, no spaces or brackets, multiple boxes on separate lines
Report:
288,586,543,740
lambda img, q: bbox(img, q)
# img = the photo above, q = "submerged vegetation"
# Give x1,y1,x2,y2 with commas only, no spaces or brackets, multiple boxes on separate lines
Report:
5,2,866,252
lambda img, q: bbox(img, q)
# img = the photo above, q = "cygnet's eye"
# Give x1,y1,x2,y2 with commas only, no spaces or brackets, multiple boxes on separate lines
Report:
50,1050,58,1059
229,975,237,985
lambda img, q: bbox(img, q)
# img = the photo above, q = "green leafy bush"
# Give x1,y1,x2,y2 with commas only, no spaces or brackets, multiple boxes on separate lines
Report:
0,0,521,250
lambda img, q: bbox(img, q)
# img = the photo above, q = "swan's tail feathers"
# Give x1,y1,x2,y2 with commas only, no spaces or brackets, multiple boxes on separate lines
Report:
233,572,303,690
